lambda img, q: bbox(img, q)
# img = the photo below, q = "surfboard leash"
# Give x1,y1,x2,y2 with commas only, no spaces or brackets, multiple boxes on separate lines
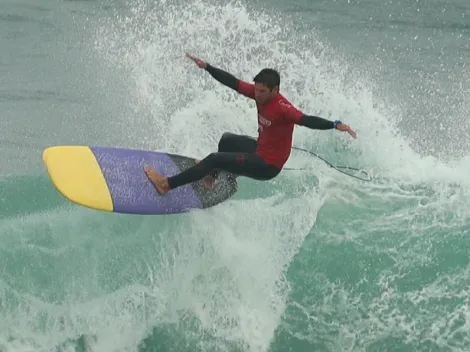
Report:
285,146,372,182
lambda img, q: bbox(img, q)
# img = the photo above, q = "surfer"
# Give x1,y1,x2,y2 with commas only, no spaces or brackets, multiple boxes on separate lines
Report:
144,53,357,194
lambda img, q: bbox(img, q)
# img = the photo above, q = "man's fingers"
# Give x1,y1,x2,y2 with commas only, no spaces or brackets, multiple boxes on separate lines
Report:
186,53,206,68
186,53,197,62
348,128,357,139
338,124,357,139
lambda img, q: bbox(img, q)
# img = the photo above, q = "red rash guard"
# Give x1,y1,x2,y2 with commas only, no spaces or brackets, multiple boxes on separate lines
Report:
237,81,304,168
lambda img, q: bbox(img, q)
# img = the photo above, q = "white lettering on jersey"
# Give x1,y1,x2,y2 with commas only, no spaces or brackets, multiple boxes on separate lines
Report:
258,114,271,133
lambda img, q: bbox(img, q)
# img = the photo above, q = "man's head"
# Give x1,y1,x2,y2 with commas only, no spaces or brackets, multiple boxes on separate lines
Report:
253,68,280,104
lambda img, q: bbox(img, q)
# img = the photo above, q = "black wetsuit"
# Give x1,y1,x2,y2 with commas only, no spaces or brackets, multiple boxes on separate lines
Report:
168,132,280,189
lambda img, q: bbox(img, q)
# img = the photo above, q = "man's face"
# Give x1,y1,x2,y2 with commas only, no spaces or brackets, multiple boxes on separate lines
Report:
254,83,278,104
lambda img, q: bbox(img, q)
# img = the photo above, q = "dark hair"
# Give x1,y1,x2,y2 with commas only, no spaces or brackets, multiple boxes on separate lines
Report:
253,68,280,90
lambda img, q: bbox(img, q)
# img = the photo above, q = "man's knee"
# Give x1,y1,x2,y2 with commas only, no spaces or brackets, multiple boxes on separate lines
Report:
221,132,237,139
218,132,237,151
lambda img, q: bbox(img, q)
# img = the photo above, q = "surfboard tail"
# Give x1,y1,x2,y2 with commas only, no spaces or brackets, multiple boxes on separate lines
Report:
43,146,114,212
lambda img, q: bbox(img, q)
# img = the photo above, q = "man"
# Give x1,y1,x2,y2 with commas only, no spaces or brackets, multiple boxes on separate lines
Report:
143,53,356,195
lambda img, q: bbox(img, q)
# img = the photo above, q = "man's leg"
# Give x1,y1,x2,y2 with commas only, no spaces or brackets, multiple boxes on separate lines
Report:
199,132,257,189
144,151,280,195
210,132,257,183
217,132,257,153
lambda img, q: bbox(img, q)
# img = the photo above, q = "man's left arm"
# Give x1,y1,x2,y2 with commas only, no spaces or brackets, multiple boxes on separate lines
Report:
282,102,357,138
298,114,336,130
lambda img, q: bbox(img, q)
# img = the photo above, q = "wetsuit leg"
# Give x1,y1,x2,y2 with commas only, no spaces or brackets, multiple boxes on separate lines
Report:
217,132,257,153
210,132,258,179
167,151,281,190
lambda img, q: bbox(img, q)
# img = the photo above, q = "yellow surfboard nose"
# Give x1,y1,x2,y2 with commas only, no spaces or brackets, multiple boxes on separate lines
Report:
42,146,113,212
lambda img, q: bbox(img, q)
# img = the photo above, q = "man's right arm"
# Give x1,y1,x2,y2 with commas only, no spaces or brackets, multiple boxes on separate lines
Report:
205,64,238,90
205,64,255,99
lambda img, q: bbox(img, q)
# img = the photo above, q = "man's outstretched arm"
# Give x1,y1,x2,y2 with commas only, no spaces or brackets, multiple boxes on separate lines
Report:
297,114,336,130
204,64,239,91
186,53,255,98
299,114,357,138
281,102,357,138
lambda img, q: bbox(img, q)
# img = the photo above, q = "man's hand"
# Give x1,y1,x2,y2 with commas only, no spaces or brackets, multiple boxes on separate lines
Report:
186,53,207,69
336,123,357,139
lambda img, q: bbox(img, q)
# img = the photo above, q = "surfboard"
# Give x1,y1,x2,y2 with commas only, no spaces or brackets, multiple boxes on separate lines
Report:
42,145,238,215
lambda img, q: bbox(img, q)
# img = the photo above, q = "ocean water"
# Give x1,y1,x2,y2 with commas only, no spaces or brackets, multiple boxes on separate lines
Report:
1,0,469,351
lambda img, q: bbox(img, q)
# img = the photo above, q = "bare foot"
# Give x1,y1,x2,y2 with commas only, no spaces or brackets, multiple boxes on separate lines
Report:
195,159,215,191
143,164,169,195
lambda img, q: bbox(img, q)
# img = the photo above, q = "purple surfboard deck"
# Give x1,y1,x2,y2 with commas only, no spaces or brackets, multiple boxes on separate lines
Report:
90,146,203,214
